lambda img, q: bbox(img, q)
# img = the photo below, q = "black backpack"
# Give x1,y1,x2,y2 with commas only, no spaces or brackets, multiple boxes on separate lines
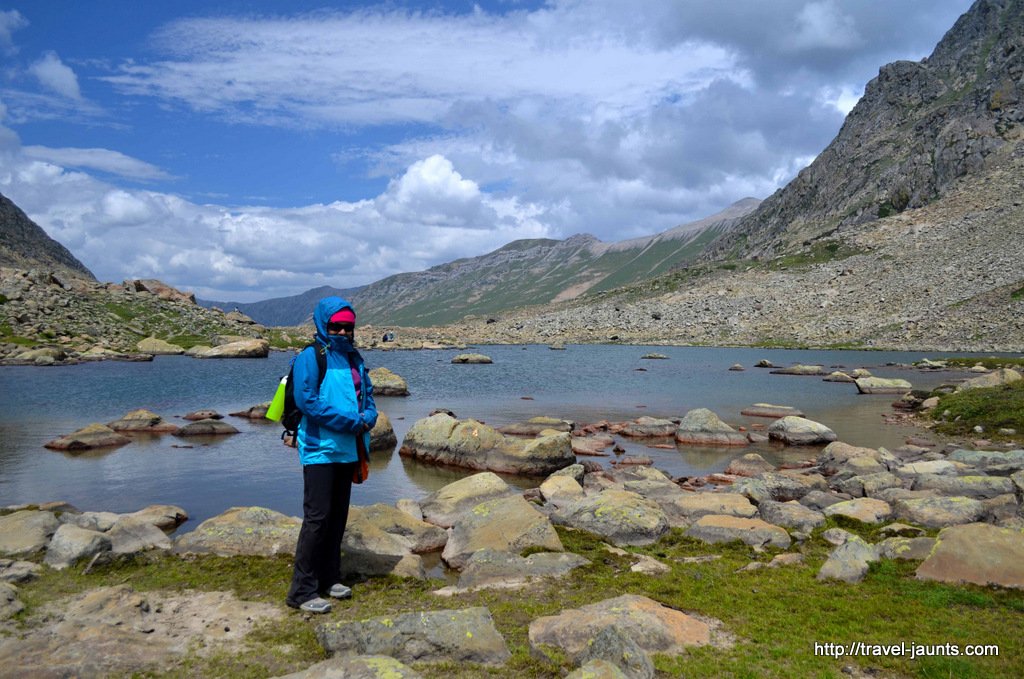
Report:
281,343,327,442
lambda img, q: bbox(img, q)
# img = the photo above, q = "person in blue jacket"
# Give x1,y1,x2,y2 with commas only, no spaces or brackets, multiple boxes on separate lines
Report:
285,296,377,614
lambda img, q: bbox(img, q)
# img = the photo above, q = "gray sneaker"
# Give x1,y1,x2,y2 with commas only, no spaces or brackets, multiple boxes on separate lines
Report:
327,583,352,600
298,597,332,613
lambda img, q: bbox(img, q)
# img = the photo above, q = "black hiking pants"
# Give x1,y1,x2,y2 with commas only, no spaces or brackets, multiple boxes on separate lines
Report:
287,461,357,606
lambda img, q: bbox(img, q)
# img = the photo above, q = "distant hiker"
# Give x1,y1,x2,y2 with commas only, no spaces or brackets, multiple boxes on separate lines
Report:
285,296,377,614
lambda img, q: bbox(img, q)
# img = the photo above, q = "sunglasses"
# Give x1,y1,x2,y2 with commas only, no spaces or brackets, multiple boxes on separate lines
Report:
327,322,355,333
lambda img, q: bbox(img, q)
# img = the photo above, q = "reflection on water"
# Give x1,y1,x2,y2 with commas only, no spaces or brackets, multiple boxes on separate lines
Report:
0,344,1005,532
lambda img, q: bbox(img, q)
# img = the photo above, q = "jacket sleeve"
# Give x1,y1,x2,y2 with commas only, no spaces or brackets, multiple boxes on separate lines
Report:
361,368,378,430
293,348,365,434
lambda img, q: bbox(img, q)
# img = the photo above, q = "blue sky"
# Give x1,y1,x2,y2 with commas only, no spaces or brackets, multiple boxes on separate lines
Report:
1,0,974,301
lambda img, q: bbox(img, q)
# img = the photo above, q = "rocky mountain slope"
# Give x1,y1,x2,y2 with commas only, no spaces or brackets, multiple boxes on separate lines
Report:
198,284,364,327
349,198,759,327
0,192,95,280
704,0,1024,261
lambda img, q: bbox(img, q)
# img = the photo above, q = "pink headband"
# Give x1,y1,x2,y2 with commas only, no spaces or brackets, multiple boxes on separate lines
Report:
329,309,356,324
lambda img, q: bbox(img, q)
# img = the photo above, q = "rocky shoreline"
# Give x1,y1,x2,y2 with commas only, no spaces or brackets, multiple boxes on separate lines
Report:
3,388,1023,676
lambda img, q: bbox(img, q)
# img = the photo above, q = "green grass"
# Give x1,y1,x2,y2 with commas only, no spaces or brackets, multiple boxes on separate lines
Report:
1010,285,1024,301
10,525,1024,678
767,241,864,271
929,381,1024,439
0,322,37,346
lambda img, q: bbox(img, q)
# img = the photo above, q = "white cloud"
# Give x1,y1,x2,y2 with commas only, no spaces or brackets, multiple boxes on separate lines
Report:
0,149,550,301
0,9,27,56
28,51,83,100
22,146,174,181
791,1,862,50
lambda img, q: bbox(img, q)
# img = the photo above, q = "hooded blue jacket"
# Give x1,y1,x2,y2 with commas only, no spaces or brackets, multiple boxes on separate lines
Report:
293,296,378,466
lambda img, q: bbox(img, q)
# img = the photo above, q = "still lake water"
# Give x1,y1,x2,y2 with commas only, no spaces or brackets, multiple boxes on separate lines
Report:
0,344,987,533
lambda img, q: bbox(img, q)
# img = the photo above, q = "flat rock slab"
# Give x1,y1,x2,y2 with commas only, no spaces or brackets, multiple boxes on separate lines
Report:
528,594,712,663
174,506,300,556
173,418,240,436
106,409,179,433
878,537,937,561
0,585,282,678
441,495,563,569
684,515,791,550
770,364,825,376
823,498,892,524
44,423,132,451
668,493,758,525
741,403,802,419
499,416,573,436
855,377,912,394
620,417,677,438
917,523,1024,589
912,474,1015,500
451,353,493,364
316,606,511,666
420,472,516,528
893,496,986,528
435,548,590,595
552,489,669,547
275,655,424,678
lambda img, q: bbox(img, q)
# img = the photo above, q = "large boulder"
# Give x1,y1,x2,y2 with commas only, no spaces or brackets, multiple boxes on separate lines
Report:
399,413,575,476
917,523,1024,589
173,507,300,556
767,417,837,445
0,510,60,556
893,496,986,528
674,409,747,446
957,368,1022,391
44,423,132,451
528,594,711,663
725,453,775,477
194,339,270,359
441,495,563,569
136,337,185,355
684,515,791,550
420,472,517,528
339,504,448,580
552,489,669,546
368,367,409,396
316,607,511,665
855,377,912,394
369,412,398,453
44,524,112,569
758,501,826,538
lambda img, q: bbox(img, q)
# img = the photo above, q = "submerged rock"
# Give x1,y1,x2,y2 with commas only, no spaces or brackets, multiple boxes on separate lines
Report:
44,424,132,451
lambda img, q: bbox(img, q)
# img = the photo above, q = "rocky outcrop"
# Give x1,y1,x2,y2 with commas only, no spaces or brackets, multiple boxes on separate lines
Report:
399,413,575,476
917,523,1024,589
173,507,299,556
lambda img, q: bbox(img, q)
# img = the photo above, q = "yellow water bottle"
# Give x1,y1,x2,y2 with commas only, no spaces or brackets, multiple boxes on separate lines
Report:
265,376,287,421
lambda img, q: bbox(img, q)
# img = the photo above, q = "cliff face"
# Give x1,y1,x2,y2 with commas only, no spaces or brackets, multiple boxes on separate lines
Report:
705,0,1024,261
0,192,95,280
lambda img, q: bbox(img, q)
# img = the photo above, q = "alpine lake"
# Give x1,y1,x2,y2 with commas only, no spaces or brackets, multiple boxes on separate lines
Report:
0,343,997,532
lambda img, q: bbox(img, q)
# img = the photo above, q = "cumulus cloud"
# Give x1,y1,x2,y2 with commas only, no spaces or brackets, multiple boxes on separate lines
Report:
28,51,83,100
22,146,174,181
0,1,976,300
0,8,27,55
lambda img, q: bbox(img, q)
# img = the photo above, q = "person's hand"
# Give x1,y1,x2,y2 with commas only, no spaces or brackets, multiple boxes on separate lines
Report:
282,434,296,448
